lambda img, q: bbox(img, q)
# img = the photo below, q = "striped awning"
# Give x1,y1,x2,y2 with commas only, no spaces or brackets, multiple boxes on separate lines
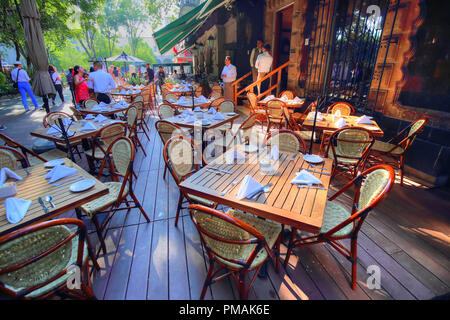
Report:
153,0,227,55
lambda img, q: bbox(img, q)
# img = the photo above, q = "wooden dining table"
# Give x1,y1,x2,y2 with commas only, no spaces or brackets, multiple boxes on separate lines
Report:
258,97,306,113
0,159,109,237
180,147,333,233
302,114,384,137
79,102,129,117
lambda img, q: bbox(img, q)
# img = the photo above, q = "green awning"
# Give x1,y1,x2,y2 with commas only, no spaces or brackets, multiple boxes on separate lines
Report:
153,0,227,55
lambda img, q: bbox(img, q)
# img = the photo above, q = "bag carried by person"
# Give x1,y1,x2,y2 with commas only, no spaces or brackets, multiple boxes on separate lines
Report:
12,69,22,88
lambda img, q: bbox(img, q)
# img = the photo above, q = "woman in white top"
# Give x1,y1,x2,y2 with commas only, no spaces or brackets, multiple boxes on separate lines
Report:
48,65,65,105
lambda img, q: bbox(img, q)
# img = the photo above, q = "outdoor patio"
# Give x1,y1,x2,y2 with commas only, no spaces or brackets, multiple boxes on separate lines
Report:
59,111,449,300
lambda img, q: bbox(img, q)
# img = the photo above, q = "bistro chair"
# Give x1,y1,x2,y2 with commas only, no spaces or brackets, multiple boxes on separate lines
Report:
126,105,147,156
279,90,295,100
265,129,306,154
188,204,282,300
247,91,267,131
133,95,144,103
43,111,83,160
282,106,316,144
210,97,225,110
84,99,98,109
216,100,236,133
0,133,66,167
158,104,176,119
141,87,155,115
283,165,395,290
78,137,150,254
155,120,191,180
163,92,178,103
291,99,317,124
266,99,287,133
0,146,30,170
70,106,84,121
326,127,375,179
133,101,150,141
368,117,428,185
0,218,100,299
327,101,355,116
85,122,127,169
163,136,217,227
195,86,203,97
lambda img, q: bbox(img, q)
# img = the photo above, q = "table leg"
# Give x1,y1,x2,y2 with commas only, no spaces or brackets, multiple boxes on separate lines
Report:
258,261,268,279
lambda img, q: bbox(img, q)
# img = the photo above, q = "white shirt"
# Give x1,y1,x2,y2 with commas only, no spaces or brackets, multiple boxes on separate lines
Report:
221,64,237,83
255,52,273,73
11,68,30,82
51,72,61,85
89,70,116,93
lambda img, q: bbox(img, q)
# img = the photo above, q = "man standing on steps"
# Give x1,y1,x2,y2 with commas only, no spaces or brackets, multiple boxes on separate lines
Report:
255,44,273,96
250,39,264,92
89,61,116,104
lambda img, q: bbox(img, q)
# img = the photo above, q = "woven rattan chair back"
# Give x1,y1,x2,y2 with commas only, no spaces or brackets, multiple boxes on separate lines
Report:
189,206,264,267
408,118,427,138
210,97,225,110
133,95,144,103
0,218,94,299
327,102,355,116
218,100,234,113
266,130,306,154
165,137,196,180
279,90,295,100
69,106,83,121
110,137,133,177
126,106,138,128
164,92,178,102
43,112,72,128
155,120,187,146
131,101,144,122
0,147,20,170
98,123,127,151
84,99,98,109
246,92,258,113
328,127,374,168
266,99,286,119
195,86,203,97
158,104,176,119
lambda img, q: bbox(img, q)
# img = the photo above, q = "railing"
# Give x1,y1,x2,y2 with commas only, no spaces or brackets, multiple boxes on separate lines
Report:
231,61,290,105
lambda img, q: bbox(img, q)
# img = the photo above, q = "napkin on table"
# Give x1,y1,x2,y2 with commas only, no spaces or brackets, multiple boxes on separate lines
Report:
307,112,324,121
84,114,95,120
0,167,22,186
81,121,97,131
5,197,32,224
291,169,323,186
45,165,78,183
46,125,61,135
212,112,225,120
62,118,73,126
184,115,195,123
193,106,202,112
334,117,347,128
226,150,248,164
237,175,263,200
356,115,373,124
182,109,194,116
207,107,217,114
94,114,108,123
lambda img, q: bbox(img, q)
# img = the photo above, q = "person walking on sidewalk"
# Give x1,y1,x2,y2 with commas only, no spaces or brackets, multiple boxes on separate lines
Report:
11,61,40,111
48,65,65,105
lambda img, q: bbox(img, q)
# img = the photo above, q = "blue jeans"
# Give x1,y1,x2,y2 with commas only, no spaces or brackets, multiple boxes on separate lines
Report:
18,81,39,110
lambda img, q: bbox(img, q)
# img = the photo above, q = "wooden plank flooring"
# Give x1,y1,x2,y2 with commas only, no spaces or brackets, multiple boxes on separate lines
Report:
66,110,448,300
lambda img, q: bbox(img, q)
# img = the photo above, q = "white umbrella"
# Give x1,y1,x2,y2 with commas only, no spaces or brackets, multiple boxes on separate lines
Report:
105,52,144,73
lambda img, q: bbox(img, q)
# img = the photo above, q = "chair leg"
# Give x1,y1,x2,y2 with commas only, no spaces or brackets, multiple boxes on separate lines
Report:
130,192,150,223
274,234,281,273
399,156,404,186
163,165,167,180
238,272,248,300
200,260,215,300
351,237,358,290
92,214,107,255
174,192,184,227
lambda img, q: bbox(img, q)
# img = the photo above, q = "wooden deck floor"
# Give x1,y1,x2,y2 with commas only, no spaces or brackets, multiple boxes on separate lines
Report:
65,112,449,300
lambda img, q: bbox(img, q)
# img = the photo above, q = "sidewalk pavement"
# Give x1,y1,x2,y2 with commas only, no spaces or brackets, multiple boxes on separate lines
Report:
0,88,74,148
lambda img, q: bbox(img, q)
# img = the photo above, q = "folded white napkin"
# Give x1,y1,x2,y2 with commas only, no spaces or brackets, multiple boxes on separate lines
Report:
193,107,202,112
308,112,324,120
184,115,195,123
263,95,275,102
292,97,304,104
356,115,373,124
269,145,279,160
84,114,95,120
98,101,108,107
45,165,77,183
81,121,97,131
226,150,247,164
335,117,347,128
5,197,32,224
213,112,225,120
112,103,125,109
291,169,323,186
237,175,263,200
46,125,61,135
196,95,208,103
280,96,289,102
207,107,217,114
333,110,342,117
202,119,211,126
90,105,105,112
178,96,189,102
0,167,22,186
134,89,141,93
120,89,128,94
94,114,108,123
